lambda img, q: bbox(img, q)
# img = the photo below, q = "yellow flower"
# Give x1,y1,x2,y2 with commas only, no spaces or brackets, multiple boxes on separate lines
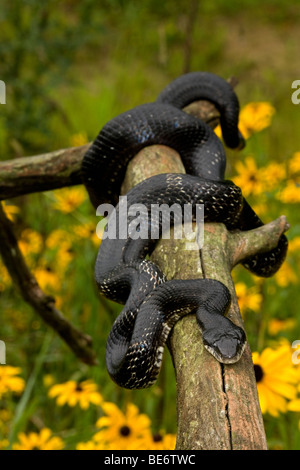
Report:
2,203,20,222
252,343,299,417
0,439,9,450
45,230,75,272
287,399,300,412
74,223,101,246
46,229,74,249
33,265,61,292
48,380,103,409
0,409,12,437
0,408,12,423
276,180,300,203
268,318,297,336
238,102,276,140
12,428,64,450
76,439,107,450
70,132,89,147
95,402,151,450
19,229,43,258
288,151,300,176
235,282,263,314
260,162,286,192
130,431,176,450
0,262,11,291
57,243,75,271
233,156,265,197
274,261,297,287
0,366,25,398
214,125,222,139
288,236,300,253
51,187,87,213
215,102,275,141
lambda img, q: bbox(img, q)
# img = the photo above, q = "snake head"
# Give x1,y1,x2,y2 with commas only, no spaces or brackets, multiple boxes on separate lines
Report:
202,324,246,364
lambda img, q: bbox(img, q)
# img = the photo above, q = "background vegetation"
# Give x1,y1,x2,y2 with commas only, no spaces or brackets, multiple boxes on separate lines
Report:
1,0,300,450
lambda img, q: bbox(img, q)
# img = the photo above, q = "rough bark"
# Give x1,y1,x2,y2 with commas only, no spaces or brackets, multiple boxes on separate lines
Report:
0,144,89,200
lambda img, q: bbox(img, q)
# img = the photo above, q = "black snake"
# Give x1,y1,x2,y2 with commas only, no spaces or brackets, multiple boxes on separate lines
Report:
81,72,288,389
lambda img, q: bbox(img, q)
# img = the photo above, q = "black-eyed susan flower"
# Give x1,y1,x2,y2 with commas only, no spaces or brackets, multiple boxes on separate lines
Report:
95,402,151,450
252,343,299,417
45,229,74,250
288,236,300,253
33,265,61,292
0,409,12,438
48,379,103,409
19,229,43,258
76,439,107,450
73,223,101,246
215,102,275,141
238,102,275,140
51,187,87,213
287,370,300,427
12,428,64,450
235,282,263,315
0,262,11,291
0,366,25,398
287,399,300,413
260,162,286,192
129,431,176,450
274,261,297,287
0,439,9,450
233,156,265,197
288,151,300,176
268,318,297,336
2,203,20,222
276,180,300,204
45,230,75,272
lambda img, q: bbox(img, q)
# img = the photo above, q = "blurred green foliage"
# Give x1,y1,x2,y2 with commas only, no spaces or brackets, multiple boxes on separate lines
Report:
1,0,300,450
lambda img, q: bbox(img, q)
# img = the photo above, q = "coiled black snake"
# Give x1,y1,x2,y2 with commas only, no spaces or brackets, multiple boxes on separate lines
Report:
81,72,288,389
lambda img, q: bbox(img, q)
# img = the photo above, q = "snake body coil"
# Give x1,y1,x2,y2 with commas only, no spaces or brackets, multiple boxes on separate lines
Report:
81,72,288,389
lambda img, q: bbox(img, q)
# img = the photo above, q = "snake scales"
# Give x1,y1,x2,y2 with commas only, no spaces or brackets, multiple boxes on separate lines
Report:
81,72,288,389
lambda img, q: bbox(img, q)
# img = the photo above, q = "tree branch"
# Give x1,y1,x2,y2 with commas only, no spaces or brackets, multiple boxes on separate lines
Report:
0,144,90,200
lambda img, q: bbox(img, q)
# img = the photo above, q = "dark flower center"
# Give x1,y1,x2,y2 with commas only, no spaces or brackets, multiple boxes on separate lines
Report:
75,384,83,392
254,364,264,383
249,174,257,182
153,433,163,442
119,425,131,437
